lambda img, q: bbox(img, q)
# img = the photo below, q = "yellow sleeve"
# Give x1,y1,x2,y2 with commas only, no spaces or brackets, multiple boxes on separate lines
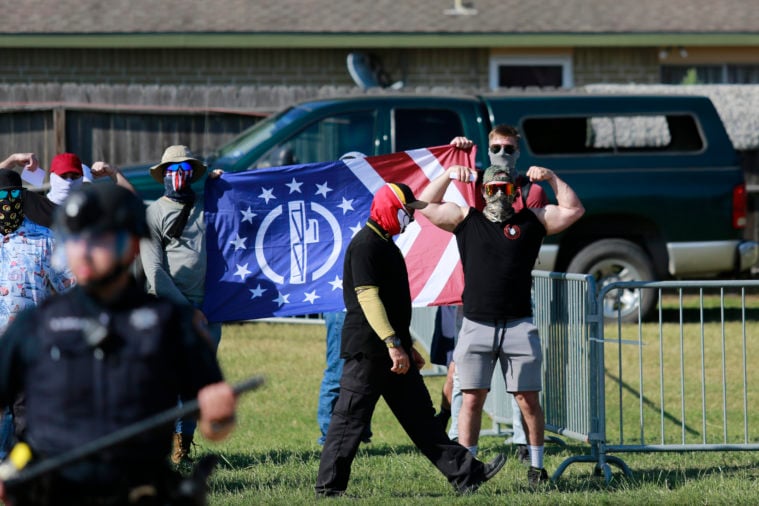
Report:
355,285,395,340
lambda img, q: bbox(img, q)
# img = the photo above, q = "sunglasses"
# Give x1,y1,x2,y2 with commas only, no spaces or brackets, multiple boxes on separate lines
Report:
0,189,22,199
165,162,193,173
489,144,518,155
483,181,516,197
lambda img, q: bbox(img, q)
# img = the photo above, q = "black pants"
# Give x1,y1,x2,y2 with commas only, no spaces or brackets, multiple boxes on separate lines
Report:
315,352,486,494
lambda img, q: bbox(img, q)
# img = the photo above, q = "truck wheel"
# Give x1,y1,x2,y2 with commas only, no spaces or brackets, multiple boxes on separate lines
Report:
567,239,657,323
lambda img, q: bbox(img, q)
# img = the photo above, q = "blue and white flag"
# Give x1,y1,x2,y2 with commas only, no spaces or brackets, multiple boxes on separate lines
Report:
203,146,477,322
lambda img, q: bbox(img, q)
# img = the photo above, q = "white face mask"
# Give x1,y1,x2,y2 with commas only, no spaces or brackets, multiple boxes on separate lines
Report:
47,173,84,205
396,207,412,233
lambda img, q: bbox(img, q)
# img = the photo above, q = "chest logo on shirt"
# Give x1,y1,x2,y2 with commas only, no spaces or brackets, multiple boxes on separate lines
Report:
504,224,521,240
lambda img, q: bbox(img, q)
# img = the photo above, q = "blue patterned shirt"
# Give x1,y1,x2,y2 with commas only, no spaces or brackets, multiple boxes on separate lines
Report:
0,218,75,332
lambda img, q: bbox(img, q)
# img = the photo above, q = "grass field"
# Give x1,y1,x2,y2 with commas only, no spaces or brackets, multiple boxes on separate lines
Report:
603,290,759,446
197,317,759,505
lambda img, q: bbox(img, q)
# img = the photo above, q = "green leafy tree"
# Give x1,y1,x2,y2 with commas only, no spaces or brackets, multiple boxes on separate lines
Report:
680,68,701,85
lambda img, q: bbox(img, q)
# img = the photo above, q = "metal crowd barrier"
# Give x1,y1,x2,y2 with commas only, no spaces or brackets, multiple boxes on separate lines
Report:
585,279,759,482
479,274,759,484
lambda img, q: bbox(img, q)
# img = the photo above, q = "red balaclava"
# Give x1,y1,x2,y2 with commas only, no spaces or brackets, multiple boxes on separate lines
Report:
369,183,411,237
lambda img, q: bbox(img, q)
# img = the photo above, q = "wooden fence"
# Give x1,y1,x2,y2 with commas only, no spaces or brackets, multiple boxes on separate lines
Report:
0,103,265,169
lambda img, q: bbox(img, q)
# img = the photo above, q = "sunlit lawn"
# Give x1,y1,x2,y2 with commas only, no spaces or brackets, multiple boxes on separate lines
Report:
199,309,759,505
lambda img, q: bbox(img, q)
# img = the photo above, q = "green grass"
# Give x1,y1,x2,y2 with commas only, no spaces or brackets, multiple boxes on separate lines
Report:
194,318,759,505
603,291,759,446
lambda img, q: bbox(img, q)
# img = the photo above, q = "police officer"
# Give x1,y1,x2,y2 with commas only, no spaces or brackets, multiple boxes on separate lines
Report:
0,184,236,505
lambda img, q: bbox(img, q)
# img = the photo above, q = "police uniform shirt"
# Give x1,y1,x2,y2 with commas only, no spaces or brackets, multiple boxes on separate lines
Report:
0,279,222,485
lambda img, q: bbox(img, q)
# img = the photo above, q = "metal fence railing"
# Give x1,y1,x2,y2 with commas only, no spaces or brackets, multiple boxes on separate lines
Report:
592,280,759,476
549,278,759,483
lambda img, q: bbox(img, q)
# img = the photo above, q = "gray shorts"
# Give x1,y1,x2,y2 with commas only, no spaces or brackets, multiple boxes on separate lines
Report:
453,317,542,392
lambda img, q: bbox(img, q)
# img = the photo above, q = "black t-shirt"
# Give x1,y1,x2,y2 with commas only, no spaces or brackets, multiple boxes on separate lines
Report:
341,225,413,358
454,208,546,321
0,278,222,487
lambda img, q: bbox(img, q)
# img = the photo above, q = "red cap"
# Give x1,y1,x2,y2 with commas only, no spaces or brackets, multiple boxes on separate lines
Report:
50,153,83,177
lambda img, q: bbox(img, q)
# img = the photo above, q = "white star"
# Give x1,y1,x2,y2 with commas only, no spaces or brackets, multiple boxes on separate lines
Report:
285,178,303,194
240,206,256,224
315,181,333,198
229,233,247,250
249,284,266,299
328,275,343,291
337,197,354,214
303,290,321,304
273,291,290,307
350,222,363,237
259,187,276,204
234,263,251,281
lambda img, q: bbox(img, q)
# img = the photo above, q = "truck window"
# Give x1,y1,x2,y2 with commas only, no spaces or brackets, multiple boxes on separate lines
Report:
393,109,465,152
252,111,376,168
522,114,703,155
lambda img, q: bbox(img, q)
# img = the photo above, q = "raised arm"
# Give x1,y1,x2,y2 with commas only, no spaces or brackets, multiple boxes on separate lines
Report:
526,166,584,235
90,161,137,194
0,153,38,171
418,165,473,233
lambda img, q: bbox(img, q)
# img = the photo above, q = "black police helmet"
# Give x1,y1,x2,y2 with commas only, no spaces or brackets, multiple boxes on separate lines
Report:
55,184,149,238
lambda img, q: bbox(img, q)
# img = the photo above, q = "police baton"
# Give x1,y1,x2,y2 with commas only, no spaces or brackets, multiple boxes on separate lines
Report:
4,375,264,488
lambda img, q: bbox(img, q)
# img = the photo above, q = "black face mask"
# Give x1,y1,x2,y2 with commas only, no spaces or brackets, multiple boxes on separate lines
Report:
0,189,24,234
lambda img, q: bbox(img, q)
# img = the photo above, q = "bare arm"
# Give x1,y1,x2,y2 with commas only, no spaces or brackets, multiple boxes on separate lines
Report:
90,161,137,194
0,153,38,171
418,165,473,233
525,166,584,235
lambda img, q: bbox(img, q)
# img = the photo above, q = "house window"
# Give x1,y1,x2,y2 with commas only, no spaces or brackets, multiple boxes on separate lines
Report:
661,64,759,84
489,56,573,89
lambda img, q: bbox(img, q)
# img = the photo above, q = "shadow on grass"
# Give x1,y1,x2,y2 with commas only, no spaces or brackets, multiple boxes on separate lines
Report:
604,368,700,437
658,306,759,323
544,442,758,494
204,442,424,470
199,441,759,498
197,444,436,496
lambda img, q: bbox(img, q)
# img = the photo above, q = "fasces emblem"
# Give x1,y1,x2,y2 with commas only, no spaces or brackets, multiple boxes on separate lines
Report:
256,200,343,284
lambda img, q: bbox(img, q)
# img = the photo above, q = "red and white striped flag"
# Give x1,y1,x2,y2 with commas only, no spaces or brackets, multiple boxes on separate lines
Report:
342,145,477,306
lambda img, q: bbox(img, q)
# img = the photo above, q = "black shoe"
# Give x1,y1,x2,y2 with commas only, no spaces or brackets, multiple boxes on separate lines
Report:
516,444,530,466
315,487,345,498
527,466,549,489
456,453,506,494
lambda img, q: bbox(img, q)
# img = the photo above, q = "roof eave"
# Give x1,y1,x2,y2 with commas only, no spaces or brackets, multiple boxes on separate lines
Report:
1,32,758,49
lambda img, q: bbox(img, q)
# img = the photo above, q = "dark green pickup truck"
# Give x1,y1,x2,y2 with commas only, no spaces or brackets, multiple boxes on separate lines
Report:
123,94,758,320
